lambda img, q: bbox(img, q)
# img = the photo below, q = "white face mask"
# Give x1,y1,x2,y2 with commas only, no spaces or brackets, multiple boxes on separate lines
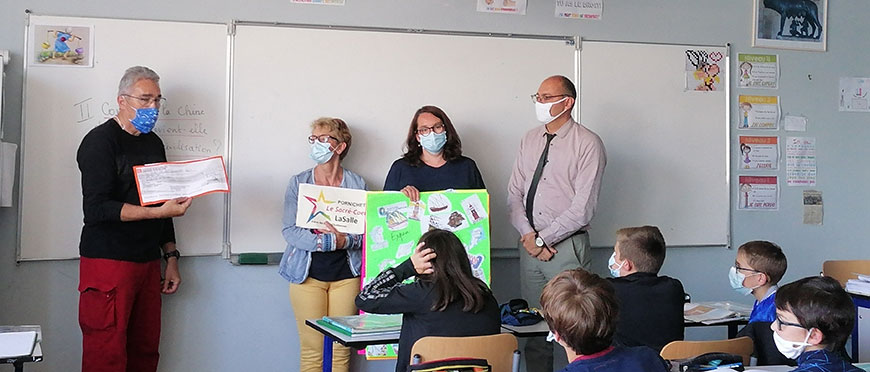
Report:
546,331,557,343
728,266,761,296
773,328,813,360
535,97,569,124
608,252,625,278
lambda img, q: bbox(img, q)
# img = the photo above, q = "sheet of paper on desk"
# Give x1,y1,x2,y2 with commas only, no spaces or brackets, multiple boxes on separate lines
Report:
0,331,37,359
685,302,751,324
133,156,229,206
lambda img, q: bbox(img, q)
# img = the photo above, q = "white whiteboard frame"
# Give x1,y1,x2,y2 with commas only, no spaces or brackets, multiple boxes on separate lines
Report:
16,12,232,261
577,39,732,248
225,20,579,256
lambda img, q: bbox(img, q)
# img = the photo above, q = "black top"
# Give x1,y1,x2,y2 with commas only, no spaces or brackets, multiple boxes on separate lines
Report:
76,119,175,262
383,156,485,192
356,259,501,372
308,251,354,282
608,272,685,352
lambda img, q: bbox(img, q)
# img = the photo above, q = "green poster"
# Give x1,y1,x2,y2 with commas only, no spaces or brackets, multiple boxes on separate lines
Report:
362,189,491,360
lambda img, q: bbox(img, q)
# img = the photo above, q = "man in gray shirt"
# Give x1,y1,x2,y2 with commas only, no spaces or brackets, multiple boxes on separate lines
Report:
507,75,606,372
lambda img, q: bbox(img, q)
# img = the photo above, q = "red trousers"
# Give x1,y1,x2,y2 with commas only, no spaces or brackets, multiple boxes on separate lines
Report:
79,257,162,372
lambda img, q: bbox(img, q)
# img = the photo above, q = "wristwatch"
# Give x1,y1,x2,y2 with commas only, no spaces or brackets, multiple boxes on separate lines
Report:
535,235,545,247
163,250,181,261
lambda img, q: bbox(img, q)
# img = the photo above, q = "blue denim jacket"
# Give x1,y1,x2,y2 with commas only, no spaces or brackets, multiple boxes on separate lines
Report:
278,168,367,284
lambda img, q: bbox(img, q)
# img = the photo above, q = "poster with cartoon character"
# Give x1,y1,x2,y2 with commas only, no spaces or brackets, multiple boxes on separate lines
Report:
738,95,780,130
30,24,94,67
685,49,724,92
737,54,779,89
363,189,490,359
739,136,779,170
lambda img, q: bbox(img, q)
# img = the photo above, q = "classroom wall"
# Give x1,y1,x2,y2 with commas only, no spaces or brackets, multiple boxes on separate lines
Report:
1,1,868,371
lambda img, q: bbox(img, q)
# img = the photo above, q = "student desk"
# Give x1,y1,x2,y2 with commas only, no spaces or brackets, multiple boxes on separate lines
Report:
685,318,749,339
306,319,400,372
850,291,870,362
0,343,43,372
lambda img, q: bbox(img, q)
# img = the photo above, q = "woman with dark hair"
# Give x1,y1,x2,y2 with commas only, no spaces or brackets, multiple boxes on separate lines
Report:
383,105,485,201
355,229,500,372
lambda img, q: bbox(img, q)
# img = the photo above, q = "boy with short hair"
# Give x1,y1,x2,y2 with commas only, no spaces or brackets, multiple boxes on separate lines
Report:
540,269,669,372
731,240,791,365
606,226,685,351
771,276,861,372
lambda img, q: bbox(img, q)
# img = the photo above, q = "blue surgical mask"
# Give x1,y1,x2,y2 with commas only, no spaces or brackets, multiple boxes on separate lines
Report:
419,132,447,154
309,141,335,164
608,252,625,278
729,266,759,296
130,107,159,134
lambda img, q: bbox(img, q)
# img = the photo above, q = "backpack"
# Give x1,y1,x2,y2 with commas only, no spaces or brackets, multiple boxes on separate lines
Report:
499,299,544,326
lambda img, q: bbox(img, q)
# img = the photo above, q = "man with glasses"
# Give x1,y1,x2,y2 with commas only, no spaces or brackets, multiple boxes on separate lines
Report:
76,66,191,372
507,75,606,372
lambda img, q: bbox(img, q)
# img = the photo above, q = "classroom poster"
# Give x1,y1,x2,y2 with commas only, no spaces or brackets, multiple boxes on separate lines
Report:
737,95,780,130
685,49,724,91
803,190,823,225
363,189,491,359
295,184,367,234
738,176,779,211
739,136,779,170
29,24,94,67
476,0,527,15
838,77,870,112
737,54,779,89
555,0,603,20
786,137,817,187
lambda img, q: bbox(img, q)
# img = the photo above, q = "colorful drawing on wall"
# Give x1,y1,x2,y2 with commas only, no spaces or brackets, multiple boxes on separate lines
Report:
362,189,491,359
753,0,827,51
31,24,94,67
476,0,527,15
685,49,724,92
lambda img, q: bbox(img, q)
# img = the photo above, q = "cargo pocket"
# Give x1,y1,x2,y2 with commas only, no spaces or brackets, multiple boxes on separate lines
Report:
78,284,117,332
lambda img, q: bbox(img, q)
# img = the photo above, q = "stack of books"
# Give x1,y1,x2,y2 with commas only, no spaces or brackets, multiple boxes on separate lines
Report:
846,274,870,296
317,314,402,341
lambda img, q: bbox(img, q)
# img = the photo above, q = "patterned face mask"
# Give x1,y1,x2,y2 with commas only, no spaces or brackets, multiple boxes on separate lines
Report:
130,107,159,134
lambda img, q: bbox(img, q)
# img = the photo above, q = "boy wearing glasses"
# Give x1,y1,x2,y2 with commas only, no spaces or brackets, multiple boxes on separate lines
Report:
729,240,791,365
772,276,861,372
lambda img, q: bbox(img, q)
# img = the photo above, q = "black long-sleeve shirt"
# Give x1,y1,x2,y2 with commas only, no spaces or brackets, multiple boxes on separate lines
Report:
76,119,175,262
356,259,501,372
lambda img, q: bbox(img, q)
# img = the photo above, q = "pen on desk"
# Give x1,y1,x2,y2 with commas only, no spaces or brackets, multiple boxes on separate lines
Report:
698,362,743,371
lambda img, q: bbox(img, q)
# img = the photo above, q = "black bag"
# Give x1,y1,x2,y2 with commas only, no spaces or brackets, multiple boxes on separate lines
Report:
677,352,745,372
409,357,491,372
499,299,544,326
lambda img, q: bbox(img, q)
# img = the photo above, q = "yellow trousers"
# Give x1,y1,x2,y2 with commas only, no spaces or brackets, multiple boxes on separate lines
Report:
289,277,360,372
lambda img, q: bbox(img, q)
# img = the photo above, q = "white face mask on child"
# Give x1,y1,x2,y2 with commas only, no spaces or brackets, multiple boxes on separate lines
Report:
773,328,813,360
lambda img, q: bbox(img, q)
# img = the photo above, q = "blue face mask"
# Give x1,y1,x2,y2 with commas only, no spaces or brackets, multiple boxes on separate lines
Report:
130,107,159,134
608,252,625,278
309,141,335,164
419,132,447,154
729,266,759,296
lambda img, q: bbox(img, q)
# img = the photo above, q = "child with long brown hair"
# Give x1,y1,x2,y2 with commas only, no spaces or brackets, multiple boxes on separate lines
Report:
356,229,500,372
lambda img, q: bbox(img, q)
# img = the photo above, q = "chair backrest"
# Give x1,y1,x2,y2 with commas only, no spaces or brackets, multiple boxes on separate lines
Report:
411,334,518,372
823,260,870,287
660,336,754,366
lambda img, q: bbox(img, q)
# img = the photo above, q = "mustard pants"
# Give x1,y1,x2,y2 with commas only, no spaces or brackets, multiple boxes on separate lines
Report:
289,277,361,372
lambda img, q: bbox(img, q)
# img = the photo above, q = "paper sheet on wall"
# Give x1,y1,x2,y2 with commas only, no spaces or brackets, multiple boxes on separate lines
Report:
476,0,527,15
737,54,779,89
786,137,816,187
803,190,823,225
737,95,779,130
839,77,870,112
685,49,725,92
783,115,807,132
739,136,779,170
737,175,779,211
555,0,603,20
0,142,17,207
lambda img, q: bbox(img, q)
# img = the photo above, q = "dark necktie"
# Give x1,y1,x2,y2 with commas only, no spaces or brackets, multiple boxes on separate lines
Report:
525,133,556,230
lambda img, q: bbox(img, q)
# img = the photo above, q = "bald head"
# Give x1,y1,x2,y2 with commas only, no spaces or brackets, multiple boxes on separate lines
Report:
543,75,576,99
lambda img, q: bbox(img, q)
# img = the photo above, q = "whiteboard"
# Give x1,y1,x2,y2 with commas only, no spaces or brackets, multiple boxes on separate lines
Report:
19,15,228,260
579,41,729,247
229,25,576,253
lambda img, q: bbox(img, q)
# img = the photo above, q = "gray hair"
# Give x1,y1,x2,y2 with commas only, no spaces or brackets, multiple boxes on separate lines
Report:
118,66,160,96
